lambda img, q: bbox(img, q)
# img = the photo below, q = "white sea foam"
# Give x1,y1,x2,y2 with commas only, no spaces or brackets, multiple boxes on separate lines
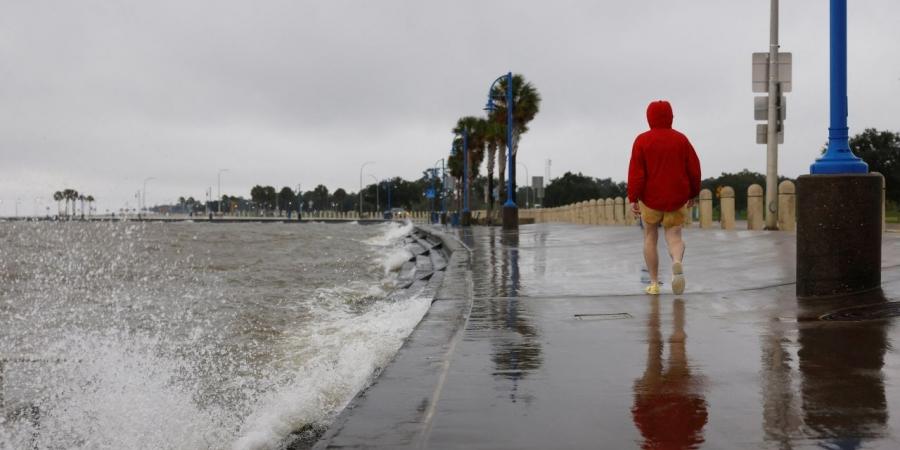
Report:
1,333,237,449
231,292,432,450
363,220,414,247
381,247,413,275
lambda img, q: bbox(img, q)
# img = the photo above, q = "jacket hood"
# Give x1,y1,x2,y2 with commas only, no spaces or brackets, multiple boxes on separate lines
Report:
646,100,673,129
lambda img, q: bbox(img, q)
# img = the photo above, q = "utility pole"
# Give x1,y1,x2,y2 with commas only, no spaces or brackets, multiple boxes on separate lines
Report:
765,0,780,229
217,169,228,214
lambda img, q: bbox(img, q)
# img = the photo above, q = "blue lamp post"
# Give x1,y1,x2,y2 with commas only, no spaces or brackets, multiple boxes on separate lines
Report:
462,129,470,225
453,130,472,226
486,72,517,229
386,179,392,213
434,158,447,224
810,0,867,174
795,0,881,298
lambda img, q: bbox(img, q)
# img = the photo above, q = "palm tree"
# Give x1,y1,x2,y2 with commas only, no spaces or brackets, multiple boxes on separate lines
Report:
77,194,85,218
62,188,77,218
482,121,504,220
448,138,464,213
452,116,486,216
53,191,63,217
489,73,542,204
86,195,95,217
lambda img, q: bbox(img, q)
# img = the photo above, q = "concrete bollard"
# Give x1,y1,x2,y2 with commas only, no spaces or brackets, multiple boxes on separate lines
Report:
699,189,713,228
614,197,625,225
602,198,612,225
594,199,603,225
747,184,764,230
720,186,735,230
777,180,796,232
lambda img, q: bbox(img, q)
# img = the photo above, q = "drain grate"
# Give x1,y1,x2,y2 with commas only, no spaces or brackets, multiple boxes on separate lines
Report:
574,313,633,321
819,302,900,321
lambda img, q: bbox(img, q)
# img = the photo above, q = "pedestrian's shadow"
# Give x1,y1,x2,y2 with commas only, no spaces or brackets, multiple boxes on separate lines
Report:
632,297,708,449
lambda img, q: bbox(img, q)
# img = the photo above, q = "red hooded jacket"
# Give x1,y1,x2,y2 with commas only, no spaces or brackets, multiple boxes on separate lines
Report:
627,101,701,212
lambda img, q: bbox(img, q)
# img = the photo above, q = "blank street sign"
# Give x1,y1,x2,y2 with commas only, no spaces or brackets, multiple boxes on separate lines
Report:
752,52,792,93
756,123,784,144
754,96,786,121
532,176,544,198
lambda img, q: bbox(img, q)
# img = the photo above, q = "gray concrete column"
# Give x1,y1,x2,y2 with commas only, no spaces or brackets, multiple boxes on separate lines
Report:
796,173,882,297
604,199,615,225
747,184,764,230
614,197,625,225
699,189,713,228
720,186,736,230
777,180,796,232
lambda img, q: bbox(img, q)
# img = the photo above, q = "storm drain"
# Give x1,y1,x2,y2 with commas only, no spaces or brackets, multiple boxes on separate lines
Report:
573,313,633,321
819,302,900,321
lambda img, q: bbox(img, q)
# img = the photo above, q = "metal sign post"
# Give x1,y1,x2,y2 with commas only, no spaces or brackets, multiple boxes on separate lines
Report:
752,0,791,229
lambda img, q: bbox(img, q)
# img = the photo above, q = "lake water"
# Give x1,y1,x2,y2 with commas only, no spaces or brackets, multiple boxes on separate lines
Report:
0,220,430,449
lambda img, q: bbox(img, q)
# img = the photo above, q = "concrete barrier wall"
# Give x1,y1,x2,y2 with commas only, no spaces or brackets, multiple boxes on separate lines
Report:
501,182,810,232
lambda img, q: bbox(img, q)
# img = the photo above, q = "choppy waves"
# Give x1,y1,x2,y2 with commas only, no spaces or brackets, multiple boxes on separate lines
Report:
0,220,432,449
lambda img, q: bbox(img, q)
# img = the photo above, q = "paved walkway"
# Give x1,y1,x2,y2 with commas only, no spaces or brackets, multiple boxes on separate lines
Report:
316,223,900,449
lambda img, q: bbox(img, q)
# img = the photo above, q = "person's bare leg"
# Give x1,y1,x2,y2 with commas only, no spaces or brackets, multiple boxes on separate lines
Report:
643,223,659,284
664,225,685,263
665,225,686,294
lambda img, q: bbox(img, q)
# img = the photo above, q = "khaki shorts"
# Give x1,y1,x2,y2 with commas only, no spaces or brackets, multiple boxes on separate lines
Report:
640,202,688,229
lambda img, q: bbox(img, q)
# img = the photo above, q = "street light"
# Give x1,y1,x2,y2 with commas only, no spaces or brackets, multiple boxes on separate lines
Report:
809,1,867,175
455,129,471,226
142,177,155,214
432,158,447,224
485,71,517,229
368,174,379,213
217,169,229,214
385,178,392,214
518,162,530,209
359,161,374,218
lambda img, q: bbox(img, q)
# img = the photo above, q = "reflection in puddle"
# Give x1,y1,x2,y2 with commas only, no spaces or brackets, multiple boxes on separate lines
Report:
632,298,707,449
761,288,893,448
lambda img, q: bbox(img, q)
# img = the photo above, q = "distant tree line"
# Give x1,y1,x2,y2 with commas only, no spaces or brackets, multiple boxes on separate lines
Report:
146,128,898,216
51,188,95,217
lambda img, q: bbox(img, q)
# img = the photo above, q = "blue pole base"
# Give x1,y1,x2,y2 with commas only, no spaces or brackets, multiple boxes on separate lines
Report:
461,211,472,227
810,157,868,174
502,204,518,230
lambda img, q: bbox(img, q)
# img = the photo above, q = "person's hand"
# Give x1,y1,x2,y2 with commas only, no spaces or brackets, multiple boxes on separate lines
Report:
630,202,641,217
686,199,695,208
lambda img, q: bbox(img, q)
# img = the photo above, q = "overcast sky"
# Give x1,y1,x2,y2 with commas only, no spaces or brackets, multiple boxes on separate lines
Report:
2,0,899,215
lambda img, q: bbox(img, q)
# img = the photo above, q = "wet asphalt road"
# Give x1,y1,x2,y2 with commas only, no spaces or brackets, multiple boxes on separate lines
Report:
317,223,900,449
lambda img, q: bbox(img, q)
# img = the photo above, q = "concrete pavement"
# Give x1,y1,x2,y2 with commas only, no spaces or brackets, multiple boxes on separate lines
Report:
316,223,900,449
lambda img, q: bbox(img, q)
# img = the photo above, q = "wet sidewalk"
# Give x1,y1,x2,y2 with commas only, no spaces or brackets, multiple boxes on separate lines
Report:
316,223,900,449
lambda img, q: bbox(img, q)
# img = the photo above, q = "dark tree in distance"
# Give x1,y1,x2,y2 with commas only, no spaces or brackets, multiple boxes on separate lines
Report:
542,172,626,207
843,129,899,206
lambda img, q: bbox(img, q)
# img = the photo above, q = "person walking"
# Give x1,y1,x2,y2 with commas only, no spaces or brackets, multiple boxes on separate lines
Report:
628,100,701,295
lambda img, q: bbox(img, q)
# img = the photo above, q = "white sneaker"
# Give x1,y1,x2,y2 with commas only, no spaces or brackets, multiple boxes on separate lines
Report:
671,262,685,295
